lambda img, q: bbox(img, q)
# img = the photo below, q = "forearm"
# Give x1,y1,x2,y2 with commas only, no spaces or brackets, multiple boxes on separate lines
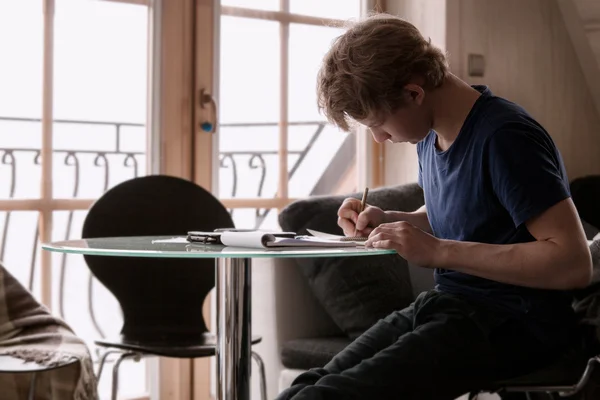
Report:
436,239,592,290
386,205,432,234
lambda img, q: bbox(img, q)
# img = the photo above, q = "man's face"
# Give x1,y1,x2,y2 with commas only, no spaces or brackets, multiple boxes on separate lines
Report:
360,85,432,145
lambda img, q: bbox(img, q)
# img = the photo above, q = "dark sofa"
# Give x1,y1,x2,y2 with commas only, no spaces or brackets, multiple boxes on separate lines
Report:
265,176,600,396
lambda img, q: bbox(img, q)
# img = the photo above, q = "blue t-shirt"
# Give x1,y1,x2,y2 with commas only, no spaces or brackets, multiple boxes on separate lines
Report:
417,85,575,345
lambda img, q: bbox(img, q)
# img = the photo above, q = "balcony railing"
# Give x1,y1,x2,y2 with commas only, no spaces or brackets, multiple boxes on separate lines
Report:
0,117,325,199
0,115,328,339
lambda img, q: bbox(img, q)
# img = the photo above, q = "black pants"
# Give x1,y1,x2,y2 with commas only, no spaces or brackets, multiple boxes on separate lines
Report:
276,290,567,400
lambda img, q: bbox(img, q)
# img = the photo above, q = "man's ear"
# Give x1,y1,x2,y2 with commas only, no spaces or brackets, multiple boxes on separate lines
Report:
404,83,425,105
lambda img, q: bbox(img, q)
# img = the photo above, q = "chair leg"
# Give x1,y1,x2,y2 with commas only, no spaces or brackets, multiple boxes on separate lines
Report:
27,372,37,400
96,349,124,381
252,351,267,400
111,352,140,400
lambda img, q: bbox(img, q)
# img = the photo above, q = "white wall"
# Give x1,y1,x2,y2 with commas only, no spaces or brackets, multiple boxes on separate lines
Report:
384,0,600,186
383,0,446,187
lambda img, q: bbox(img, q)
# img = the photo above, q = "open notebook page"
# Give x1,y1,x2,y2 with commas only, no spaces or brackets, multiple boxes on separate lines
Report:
220,231,359,249
306,229,368,242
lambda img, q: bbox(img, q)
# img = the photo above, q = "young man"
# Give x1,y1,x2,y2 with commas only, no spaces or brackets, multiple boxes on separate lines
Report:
276,13,593,400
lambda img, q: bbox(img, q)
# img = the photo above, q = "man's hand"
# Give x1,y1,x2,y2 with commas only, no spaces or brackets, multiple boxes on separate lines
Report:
337,198,389,237
365,221,443,267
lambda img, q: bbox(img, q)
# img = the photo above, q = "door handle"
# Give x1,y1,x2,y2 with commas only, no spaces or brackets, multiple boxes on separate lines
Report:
199,88,217,133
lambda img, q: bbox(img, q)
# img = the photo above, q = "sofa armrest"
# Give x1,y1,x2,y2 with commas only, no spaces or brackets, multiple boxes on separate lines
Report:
407,263,435,297
272,257,342,341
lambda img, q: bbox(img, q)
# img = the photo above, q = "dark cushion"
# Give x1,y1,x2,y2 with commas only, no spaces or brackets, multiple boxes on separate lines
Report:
279,183,424,339
571,175,600,230
582,219,600,241
281,337,352,370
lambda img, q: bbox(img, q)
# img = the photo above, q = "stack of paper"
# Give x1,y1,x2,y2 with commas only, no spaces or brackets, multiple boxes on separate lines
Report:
220,230,361,249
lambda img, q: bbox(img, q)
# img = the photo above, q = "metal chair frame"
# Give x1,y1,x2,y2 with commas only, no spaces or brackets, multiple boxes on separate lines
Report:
96,348,267,400
469,355,600,399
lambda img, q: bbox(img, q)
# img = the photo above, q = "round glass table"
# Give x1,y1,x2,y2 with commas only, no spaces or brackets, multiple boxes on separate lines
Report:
42,235,396,400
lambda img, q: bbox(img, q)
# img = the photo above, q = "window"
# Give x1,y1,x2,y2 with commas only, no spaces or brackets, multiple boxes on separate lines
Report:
217,1,364,230
0,1,383,398
0,0,151,398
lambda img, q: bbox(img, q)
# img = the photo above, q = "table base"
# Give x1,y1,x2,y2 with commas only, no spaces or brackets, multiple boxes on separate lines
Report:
216,257,251,400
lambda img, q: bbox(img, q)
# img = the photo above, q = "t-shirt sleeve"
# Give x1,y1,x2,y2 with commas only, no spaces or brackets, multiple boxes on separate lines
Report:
417,143,424,188
418,158,423,187
486,126,570,228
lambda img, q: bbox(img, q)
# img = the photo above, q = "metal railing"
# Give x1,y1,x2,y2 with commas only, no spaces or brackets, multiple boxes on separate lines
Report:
219,121,326,226
0,116,327,338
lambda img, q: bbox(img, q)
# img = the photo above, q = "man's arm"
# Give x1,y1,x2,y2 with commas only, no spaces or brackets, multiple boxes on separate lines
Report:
436,198,592,290
435,126,593,290
386,205,432,234
367,198,592,290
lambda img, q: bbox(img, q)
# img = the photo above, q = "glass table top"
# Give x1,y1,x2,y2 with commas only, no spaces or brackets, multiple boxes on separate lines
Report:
42,236,397,259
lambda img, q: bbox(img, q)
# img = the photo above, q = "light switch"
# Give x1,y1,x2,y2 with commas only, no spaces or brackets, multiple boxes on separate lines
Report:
468,54,485,77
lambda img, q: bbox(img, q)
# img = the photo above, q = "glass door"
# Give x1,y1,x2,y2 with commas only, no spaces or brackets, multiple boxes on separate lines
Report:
0,0,166,398
214,0,364,228
191,1,378,399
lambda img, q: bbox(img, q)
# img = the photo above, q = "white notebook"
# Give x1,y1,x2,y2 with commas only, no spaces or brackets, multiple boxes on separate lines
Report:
220,231,359,249
306,229,368,243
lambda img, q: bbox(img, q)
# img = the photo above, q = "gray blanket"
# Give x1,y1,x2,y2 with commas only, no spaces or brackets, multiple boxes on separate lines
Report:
0,262,97,399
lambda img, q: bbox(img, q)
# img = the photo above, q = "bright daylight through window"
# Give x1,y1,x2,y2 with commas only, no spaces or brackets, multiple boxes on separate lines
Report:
0,0,363,399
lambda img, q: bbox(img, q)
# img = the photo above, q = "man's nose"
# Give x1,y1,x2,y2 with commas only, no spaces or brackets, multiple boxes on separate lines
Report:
370,128,391,143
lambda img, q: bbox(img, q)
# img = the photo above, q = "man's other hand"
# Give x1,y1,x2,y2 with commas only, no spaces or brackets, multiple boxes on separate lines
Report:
366,221,442,267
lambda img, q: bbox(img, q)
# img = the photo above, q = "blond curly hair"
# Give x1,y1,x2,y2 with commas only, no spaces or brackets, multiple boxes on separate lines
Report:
317,14,448,131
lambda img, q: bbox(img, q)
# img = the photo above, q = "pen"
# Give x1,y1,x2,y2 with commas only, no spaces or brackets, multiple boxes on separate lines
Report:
360,187,369,213
355,187,369,237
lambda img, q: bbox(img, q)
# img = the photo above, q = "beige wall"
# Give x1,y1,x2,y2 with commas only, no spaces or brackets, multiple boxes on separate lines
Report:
384,0,600,186
383,0,446,187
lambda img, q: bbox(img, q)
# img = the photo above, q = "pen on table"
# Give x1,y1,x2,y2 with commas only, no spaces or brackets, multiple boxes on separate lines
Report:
355,187,369,237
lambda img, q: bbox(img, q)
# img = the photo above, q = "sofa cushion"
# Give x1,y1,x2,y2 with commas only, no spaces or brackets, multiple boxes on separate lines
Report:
571,175,600,230
281,337,352,370
581,219,600,241
279,183,424,339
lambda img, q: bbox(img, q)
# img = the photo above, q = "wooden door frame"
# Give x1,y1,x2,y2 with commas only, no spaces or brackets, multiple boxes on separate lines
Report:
368,0,386,188
157,0,217,397
156,0,197,398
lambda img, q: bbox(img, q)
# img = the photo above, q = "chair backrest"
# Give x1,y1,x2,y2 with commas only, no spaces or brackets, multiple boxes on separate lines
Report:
82,175,234,342
571,175,600,230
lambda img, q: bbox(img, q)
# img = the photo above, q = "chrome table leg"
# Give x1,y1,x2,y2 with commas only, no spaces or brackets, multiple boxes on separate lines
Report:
216,257,251,400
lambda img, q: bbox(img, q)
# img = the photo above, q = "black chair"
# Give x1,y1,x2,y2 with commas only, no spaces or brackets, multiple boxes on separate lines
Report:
469,335,599,399
81,175,266,400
